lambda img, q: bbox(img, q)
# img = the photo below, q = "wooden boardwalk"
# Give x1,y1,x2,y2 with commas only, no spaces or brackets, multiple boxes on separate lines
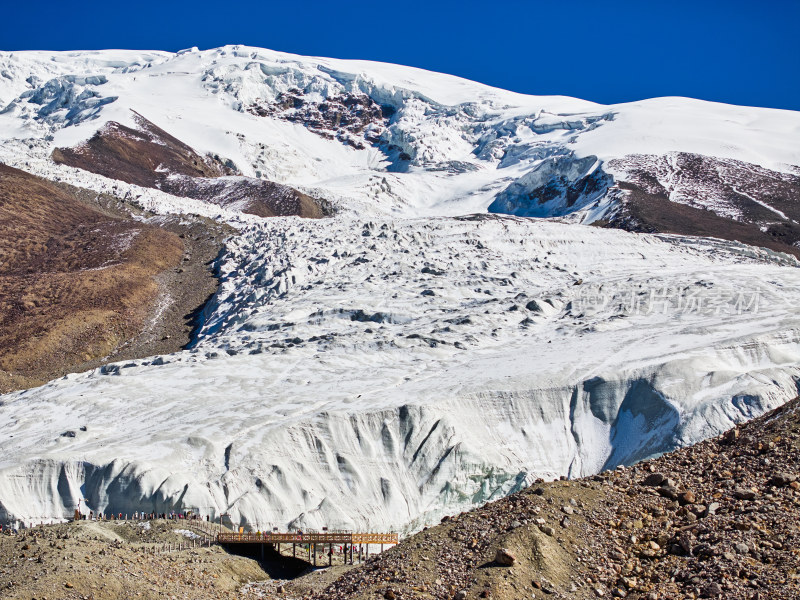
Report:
217,531,399,566
217,532,398,544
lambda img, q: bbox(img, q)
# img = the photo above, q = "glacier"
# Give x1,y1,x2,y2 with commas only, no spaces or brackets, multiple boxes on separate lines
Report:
0,46,799,532
2,217,799,532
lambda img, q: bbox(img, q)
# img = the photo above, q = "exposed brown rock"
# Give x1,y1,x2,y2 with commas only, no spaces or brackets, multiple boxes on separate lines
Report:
493,548,515,566
52,111,232,188
52,111,331,219
769,472,797,487
641,473,666,487
601,153,800,258
161,174,328,219
248,90,393,150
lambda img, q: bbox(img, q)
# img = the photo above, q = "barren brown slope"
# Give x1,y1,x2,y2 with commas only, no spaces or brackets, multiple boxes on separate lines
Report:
601,154,800,259
162,175,329,218
52,111,331,219
310,398,800,600
51,111,233,188
0,163,185,393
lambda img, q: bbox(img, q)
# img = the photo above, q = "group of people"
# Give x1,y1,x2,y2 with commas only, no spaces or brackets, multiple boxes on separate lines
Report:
76,510,211,522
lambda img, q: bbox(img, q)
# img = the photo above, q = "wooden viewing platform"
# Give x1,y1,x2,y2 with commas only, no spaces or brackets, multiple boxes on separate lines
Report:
217,532,398,544
216,531,399,566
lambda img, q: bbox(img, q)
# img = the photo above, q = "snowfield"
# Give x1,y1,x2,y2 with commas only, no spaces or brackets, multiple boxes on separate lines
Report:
0,46,799,531
2,46,799,221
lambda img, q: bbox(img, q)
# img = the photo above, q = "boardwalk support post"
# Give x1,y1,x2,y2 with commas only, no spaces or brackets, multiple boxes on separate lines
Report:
214,530,399,566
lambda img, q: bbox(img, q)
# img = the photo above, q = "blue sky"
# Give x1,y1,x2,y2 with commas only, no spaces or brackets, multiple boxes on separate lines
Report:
2,0,797,110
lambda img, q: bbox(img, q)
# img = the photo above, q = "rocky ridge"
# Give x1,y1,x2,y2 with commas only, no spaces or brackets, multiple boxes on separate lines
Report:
602,153,800,258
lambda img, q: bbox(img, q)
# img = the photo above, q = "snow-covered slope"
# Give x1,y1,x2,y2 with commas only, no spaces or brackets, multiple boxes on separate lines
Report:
1,46,799,531
2,46,798,220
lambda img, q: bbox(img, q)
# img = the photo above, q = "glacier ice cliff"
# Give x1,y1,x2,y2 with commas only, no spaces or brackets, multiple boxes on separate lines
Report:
2,217,799,531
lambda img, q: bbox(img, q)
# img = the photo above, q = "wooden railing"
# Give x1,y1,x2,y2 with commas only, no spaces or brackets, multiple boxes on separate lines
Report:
352,533,399,544
217,531,398,544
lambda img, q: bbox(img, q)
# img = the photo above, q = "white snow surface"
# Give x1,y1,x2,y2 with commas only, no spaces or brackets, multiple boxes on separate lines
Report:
1,47,800,531
2,217,800,531
174,529,201,540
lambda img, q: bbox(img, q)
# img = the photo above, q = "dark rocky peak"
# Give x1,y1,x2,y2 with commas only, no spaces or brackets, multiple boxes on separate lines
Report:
52,110,236,189
248,89,395,150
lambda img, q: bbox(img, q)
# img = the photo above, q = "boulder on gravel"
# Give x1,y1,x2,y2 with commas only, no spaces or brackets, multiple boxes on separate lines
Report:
494,548,516,566
642,473,666,486
769,472,796,487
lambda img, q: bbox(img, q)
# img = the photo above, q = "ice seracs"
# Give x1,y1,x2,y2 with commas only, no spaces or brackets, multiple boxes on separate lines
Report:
3,46,798,222
2,216,800,532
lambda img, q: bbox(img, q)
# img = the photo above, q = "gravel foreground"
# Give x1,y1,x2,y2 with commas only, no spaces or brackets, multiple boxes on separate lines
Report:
2,398,799,600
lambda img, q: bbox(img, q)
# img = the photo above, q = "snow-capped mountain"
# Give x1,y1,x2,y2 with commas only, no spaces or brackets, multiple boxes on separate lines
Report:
0,46,799,532
2,46,798,227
